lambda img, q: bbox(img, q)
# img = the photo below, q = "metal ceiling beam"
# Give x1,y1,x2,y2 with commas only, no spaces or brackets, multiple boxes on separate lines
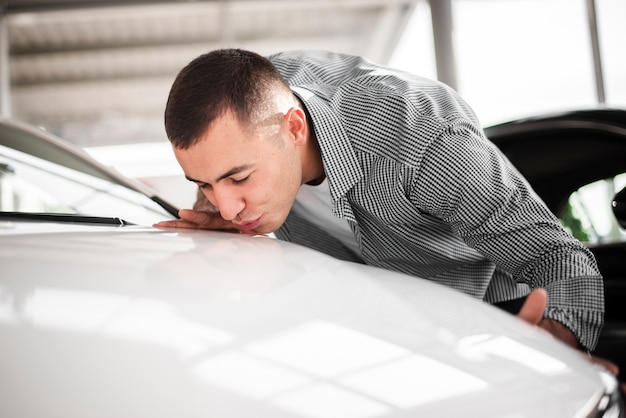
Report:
5,0,206,13
5,0,416,13
429,0,457,90
586,0,605,104
0,2,11,117
10,34,365,86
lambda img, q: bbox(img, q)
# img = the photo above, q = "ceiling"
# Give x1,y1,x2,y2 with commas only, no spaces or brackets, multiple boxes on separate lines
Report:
3,0,417,147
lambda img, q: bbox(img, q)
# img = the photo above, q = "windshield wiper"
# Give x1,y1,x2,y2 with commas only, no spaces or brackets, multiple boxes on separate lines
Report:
0,212,134,226
150,195,180,218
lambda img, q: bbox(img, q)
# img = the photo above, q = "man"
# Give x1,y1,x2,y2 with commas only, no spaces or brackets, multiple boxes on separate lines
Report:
155,48,605,358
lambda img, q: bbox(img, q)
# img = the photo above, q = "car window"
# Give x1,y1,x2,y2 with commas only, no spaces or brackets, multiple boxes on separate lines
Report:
0,122,119,183
559,173,626,244
0,142,174,226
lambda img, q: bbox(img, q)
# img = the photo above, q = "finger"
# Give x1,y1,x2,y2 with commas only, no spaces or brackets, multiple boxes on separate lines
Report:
152,210,219,229
152,219,209,230
179,209,237,230
517,288,548,326
538,318,579,348
178,209,219,224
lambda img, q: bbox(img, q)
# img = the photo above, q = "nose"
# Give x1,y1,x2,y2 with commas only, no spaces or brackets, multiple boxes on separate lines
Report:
212,186,245,221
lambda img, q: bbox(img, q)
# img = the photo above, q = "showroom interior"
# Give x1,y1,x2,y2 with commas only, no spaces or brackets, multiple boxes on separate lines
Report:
2,0,623,208
2,1,626,415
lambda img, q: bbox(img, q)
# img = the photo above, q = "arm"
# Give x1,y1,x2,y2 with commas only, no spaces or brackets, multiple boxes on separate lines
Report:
414,120,604,351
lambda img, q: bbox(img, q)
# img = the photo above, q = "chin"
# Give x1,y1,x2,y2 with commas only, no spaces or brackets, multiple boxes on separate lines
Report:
254,219,283,236
253,226,277,236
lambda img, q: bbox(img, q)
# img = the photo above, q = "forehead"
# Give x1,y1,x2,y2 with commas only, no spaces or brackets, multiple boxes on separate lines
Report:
204,109,254,140
173,111,274,180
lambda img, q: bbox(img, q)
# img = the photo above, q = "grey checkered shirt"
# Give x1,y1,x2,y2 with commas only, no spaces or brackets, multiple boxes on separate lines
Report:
270,50,604,350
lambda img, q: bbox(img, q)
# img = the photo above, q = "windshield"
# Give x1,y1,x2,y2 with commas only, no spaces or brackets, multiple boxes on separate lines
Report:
0,123,176,226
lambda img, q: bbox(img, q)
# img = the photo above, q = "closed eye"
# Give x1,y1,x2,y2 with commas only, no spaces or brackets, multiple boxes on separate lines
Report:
232,175,250,185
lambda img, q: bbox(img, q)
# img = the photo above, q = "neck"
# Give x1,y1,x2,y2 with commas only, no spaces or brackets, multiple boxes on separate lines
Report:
302,126,325,185
295,97,325,186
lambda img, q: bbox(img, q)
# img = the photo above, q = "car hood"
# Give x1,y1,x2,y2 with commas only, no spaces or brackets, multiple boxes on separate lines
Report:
0,222,612,417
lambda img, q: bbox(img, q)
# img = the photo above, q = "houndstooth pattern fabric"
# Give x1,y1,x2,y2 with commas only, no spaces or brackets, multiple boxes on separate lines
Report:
270,50,604,350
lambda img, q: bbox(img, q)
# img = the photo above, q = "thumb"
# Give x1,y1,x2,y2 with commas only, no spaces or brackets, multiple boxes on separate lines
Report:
179,209,217,224
178,208,237,231
517,288,548,326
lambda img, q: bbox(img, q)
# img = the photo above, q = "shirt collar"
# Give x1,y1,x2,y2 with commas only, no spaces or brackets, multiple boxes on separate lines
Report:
291,86,363,206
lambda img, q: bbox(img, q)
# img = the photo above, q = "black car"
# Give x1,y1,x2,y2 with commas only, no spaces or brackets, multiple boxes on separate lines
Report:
485,108,626,381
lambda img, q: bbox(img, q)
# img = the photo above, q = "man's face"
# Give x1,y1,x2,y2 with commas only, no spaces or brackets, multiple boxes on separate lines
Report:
173,110,304,235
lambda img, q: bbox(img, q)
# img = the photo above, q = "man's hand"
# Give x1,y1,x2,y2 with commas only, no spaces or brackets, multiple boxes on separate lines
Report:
153,209,238,232
517,288,620,377
517,288,548,326
517,288,579,348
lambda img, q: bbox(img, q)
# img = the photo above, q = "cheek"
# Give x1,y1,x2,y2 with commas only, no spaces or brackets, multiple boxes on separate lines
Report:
240,178,276,209
255,167,299,207
251,145,302,208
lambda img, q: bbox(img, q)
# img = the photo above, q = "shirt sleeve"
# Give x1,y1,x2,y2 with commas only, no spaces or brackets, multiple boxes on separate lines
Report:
412,118,604,351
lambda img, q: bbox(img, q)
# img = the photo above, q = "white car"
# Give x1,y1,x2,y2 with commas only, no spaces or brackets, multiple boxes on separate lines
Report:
1,118,623,417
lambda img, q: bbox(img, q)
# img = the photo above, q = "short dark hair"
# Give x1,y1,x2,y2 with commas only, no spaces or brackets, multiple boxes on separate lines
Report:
164,48,290,149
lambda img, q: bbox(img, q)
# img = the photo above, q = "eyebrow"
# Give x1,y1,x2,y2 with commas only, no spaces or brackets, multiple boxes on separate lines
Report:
185,165,252,185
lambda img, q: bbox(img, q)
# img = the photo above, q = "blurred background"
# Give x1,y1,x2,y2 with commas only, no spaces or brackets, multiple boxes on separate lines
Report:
1,0,625,208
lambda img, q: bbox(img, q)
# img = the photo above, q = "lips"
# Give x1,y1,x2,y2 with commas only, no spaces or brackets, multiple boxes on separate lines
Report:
234,216,261,231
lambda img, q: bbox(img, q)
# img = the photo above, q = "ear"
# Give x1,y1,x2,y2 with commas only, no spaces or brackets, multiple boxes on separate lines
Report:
285,107,308,146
